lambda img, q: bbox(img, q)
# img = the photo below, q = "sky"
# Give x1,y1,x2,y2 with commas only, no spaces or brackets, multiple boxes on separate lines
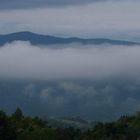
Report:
0,0,140,41
1,0,140,120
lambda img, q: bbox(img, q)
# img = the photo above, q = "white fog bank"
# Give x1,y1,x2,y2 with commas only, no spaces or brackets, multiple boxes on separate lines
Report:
0,41,140,80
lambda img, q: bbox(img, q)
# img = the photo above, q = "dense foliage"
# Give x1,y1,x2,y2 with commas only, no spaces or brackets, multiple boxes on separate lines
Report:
1,108,140,140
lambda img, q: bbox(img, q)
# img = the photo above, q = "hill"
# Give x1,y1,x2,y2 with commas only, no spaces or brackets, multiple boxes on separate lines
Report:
0,31,139,46
47,116,94,130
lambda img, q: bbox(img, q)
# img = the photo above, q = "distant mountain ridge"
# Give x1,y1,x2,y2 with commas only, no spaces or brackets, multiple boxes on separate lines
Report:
47,116,93,130
0,31,139,46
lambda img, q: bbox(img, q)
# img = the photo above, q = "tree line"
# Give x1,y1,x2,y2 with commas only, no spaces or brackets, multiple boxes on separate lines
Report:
1,108,140,140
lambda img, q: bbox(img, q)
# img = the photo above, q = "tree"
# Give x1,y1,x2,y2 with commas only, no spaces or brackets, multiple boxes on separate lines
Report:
0,111,16,140
12,107,23,121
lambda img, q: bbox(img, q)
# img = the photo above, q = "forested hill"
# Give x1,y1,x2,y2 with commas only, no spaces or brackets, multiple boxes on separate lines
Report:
0,31,139,46
1,108,140,140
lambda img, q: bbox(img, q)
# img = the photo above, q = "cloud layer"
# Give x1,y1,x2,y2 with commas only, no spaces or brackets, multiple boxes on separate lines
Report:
1,0,140,121
0,0,119,10
0,41,140,80
1,78,140,121
0,42,140,120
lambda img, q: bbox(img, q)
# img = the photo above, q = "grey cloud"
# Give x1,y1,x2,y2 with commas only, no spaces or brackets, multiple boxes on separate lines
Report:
18,79,140,121
0,41,140,80
1,74,140,120
1,1,140,40
0,0,137,10
0,0,109,10
0,42,140,120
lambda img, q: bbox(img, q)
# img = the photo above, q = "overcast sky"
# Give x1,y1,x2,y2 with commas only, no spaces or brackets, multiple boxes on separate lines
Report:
0,0,139,9
0,0,140,41
1,1,140,119
0,0,107,9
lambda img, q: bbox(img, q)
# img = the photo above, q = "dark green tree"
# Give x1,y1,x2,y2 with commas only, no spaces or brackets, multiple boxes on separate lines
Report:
0,111,16,140
12,107,23,121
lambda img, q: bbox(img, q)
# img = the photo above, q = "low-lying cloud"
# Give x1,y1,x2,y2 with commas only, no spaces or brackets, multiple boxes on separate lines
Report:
0,41,140,81
1,78,140,121
1,42,140,120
